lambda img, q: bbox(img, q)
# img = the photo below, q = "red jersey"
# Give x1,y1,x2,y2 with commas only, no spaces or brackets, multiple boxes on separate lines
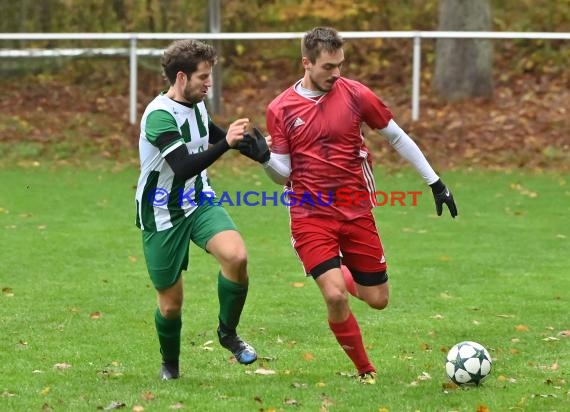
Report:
267,77,393,221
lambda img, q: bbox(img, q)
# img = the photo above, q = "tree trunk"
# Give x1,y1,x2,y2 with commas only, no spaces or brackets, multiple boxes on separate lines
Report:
433,0,494,100
112,0,128,29
146,0,156,32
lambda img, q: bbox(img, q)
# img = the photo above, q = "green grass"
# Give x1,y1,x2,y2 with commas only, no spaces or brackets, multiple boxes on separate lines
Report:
1,160,569,412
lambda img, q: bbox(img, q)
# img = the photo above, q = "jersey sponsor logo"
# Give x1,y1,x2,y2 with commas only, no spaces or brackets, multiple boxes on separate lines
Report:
293,117,305,128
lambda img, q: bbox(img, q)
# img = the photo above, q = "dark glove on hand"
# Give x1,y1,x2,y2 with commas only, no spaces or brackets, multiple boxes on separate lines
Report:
235,127,270,163
430,179,458,218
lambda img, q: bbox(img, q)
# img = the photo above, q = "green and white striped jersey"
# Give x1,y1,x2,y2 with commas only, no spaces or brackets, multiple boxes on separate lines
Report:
135,93,215,231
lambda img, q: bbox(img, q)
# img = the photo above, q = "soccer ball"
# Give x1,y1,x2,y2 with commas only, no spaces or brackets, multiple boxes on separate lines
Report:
445,341,492,386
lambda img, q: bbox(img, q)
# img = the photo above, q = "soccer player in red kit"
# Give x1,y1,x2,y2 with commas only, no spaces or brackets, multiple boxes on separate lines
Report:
239,27,457,384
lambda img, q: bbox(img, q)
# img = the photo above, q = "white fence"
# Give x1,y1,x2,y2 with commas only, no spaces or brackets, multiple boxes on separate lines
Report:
2,31,569,124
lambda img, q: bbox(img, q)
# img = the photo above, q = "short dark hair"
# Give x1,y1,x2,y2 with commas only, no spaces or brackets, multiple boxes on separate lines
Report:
301,27,344,63
161,40,217,85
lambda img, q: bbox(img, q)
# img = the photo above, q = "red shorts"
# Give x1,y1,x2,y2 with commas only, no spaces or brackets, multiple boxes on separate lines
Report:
290,212,387,275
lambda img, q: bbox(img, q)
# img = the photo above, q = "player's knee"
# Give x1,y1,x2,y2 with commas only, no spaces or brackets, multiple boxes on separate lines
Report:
367,296,389,310
160,302,182,318
324,290,349,310
220,244,248,271
227,248,248,271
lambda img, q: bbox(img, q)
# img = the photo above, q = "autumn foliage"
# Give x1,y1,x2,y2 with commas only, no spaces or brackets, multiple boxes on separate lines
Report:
0,0,568,170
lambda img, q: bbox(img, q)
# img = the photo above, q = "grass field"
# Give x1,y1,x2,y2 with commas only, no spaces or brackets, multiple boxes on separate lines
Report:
1,159,569,412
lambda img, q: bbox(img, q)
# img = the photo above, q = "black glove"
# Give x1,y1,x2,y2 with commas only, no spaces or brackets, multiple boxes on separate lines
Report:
430,179,458,218
236,127,270,163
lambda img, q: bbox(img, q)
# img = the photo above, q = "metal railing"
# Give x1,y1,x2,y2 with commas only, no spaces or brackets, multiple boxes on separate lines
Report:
2,31,569,124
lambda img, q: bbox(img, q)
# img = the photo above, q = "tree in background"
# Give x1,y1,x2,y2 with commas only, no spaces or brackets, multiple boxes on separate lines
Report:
433,0,493,100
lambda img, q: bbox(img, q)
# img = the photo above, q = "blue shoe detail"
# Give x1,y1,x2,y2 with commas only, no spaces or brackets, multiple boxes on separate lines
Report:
217,328,257,365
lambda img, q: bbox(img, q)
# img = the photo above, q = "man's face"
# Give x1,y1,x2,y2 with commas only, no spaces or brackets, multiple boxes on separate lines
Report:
182,61,213,104
303,48,344,92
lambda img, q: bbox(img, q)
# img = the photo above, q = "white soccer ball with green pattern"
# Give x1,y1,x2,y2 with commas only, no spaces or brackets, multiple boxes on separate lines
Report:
445,341,492,385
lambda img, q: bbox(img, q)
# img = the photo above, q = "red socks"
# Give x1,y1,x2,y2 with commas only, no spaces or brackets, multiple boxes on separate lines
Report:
328,312,375,374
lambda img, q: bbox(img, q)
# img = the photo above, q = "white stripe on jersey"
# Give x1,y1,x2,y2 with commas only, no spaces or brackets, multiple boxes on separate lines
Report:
162,140,184,157
360,150,376,201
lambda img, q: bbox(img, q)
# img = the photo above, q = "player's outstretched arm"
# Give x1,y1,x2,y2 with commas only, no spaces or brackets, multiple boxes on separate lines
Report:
161,118,249,180
164,139,230,180
378,119,458,218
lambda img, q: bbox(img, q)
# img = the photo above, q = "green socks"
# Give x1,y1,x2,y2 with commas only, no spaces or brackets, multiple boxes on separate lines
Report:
217,271,248,335
155,308,181,363
154,272,247,362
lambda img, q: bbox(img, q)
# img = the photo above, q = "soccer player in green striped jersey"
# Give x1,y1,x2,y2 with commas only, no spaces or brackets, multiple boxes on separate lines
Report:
135,39,257,380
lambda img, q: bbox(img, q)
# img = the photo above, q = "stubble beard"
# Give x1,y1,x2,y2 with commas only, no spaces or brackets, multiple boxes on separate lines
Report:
310,74,335,92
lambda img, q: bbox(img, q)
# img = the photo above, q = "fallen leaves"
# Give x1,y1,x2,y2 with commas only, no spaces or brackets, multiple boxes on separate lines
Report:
102,401,126,410
536,362,560,371
200,340,214,351
2,287,14,297
531,393,558,399
253,367,276,376
510,183,538,198
90,311,102,320
442,381,459,391
498,375,518,383
303,352,315,361
319,393,334,411
97,361,124,378
409,372,432,387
